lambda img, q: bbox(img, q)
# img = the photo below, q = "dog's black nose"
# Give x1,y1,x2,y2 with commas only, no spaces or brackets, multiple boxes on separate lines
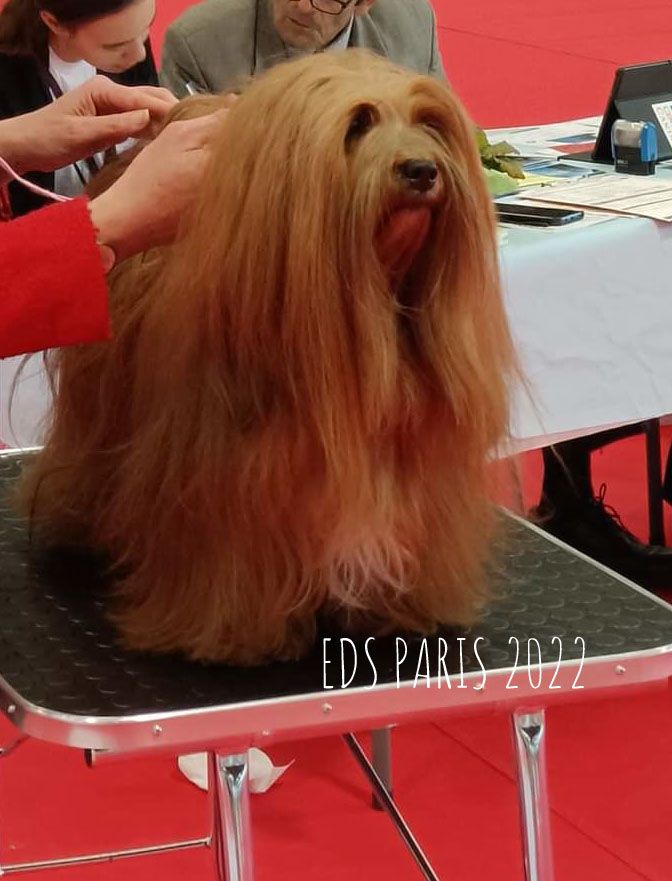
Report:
397,159,438,193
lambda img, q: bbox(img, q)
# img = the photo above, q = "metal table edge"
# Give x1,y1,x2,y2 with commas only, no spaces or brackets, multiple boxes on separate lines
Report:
504,508,672,612
2,642,671,756
3,447,672,755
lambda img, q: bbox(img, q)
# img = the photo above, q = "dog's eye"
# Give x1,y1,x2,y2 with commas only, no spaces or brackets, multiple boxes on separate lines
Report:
417,115,446,139
346,105,377,143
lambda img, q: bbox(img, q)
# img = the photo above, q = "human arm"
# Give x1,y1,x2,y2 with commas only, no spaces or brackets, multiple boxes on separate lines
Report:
87,113,219,264
0,200,110,358
0,75,176,182
1,111,222,358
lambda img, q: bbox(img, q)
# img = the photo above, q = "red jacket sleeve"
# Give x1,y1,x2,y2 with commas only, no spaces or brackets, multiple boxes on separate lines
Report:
1,198,111,359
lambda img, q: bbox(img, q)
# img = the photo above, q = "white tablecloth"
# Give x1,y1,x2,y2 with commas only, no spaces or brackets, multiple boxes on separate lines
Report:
504,213,672,450
0,355,49,449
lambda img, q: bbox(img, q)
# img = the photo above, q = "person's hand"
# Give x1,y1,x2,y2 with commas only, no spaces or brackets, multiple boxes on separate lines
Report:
88,112,225,264
0,76,177,176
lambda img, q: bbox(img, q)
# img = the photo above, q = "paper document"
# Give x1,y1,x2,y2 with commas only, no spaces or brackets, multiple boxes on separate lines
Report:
652,100,672,149
517,160,605,189
527,174,672,222
485,117,601,160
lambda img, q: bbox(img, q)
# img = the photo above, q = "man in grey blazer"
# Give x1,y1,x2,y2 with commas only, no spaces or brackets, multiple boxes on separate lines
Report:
160,0,445,98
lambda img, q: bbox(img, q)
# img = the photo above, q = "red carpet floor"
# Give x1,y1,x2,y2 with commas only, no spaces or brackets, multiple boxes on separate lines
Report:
5,1,672,879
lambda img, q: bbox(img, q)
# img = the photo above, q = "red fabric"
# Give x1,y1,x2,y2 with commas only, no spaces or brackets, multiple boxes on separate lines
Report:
0,198,110,359
0,182,10,221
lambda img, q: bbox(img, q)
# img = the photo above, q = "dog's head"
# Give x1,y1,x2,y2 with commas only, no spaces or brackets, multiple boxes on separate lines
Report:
192,49,496,289
123,51,512,465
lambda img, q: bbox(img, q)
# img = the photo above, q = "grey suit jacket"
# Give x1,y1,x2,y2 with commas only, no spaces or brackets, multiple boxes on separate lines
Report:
160,0,445,97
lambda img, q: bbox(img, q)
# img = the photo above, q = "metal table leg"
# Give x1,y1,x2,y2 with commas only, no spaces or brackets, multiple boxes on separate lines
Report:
208,752,254,881
512,710,554,881
371,727,393,810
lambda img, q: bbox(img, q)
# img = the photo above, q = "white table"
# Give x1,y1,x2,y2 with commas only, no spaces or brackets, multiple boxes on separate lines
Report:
504,212,672,452
488,115,672,451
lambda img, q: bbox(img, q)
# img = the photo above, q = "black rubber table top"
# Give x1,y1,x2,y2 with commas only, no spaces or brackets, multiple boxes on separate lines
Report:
1,451,672,718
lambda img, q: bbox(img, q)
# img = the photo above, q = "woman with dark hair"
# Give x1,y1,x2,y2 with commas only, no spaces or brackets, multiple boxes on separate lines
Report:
0,0,161,216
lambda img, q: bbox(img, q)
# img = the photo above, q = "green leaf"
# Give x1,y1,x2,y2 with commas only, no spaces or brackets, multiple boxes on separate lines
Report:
475,128,525,182
483,168,520,197
489,140,519,157
497,158,526,180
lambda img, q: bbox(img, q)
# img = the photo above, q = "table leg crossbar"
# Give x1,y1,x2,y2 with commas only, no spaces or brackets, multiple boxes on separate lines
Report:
0,838,209,875
343,732,441,881
0,750,252,880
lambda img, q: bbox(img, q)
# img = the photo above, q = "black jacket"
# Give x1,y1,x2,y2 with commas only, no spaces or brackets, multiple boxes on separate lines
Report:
0,43,158,217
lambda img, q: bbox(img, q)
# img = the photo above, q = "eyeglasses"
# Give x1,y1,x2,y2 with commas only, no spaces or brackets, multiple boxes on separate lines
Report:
298,0,357,16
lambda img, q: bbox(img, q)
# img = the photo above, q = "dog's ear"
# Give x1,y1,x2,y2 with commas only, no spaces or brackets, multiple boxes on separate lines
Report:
85,92,237,199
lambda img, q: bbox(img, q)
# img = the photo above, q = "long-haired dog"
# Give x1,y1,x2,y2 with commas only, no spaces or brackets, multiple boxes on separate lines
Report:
20,50,515,665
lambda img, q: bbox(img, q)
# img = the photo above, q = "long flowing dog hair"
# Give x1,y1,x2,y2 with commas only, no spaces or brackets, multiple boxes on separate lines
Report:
20,50,516,664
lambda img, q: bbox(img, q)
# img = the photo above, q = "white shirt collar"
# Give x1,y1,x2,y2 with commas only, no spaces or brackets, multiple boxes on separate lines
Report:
327,15,354,52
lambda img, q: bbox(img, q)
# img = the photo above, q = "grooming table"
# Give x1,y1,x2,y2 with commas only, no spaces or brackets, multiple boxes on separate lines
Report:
2,450,672,881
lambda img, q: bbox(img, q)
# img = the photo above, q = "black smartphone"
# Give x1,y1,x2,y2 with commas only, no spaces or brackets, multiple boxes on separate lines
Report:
495,202,585,226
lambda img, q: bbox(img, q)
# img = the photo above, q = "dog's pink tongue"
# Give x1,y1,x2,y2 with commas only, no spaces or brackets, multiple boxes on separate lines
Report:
377,207,432,282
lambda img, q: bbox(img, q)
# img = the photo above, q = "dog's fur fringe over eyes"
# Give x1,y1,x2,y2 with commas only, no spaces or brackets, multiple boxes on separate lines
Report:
19,50,516,665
